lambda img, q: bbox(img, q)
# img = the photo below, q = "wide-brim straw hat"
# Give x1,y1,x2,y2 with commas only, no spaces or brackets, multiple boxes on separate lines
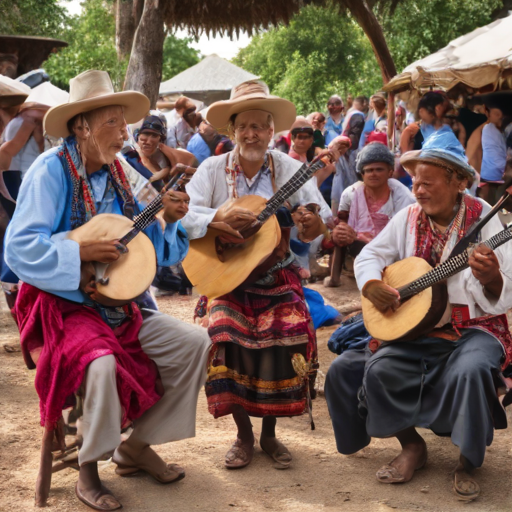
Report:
206,80,296,134
0,75,31,108
400,129,476,187
44,70,150,138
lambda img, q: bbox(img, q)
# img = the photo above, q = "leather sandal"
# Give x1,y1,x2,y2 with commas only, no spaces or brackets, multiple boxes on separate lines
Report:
114,461,185,484
260,439,292,469
376,453,427,484
453,466,480,501
225,438,254,469
75,483,122,511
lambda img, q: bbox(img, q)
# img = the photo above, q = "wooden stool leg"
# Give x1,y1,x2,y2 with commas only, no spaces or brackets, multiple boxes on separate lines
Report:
35,427,54,507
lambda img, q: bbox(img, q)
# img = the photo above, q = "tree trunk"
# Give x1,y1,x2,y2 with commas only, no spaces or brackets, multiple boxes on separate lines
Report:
343,0,397,84
116,0,144,60
123,0,165,108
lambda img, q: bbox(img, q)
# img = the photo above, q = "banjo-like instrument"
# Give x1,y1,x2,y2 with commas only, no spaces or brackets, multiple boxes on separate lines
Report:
362,225,512,343
68,172,190,306
183,155,331,299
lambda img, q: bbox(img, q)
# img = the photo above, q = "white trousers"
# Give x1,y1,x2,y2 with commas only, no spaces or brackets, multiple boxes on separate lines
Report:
79,310,211,464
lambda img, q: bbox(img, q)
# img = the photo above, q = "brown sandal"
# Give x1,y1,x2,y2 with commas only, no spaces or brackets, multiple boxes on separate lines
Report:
376,453,427,484
114,462,185,484
260,439,292,469
453,465,480,501
225,438,254,469
75,483,122,511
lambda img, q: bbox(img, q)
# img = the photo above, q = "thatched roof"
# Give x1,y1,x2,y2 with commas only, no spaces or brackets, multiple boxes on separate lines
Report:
160,54,258,95
0,35,67,77
161,0,308,37
383,14,512,95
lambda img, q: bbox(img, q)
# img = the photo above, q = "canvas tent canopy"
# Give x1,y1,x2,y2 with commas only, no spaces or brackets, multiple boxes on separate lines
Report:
383,14,512,96
159,54,258,105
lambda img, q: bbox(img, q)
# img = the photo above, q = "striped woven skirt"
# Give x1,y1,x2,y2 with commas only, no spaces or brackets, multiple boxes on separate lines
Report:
205,268,317,418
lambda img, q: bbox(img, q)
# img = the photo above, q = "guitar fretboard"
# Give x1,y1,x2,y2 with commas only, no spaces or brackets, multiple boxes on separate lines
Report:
398,226,512,301
257,157,328,222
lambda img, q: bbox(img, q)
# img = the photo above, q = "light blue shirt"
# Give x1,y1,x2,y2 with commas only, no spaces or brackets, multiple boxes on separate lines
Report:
235,164,274,199
187,133,211,164
481,123,507,182
5,147,188,304
324,115,344,146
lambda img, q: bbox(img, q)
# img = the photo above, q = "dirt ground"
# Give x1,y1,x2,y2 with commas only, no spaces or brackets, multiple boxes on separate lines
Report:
1,276,512,512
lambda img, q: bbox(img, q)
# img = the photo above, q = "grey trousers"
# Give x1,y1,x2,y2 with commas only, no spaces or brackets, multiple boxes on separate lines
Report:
79,310,211,464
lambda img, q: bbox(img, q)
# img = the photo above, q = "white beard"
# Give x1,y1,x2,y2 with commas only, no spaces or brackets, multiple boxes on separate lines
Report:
239,145,266,162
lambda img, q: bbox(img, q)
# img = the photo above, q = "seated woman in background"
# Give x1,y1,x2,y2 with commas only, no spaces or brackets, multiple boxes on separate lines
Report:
123,114,197,191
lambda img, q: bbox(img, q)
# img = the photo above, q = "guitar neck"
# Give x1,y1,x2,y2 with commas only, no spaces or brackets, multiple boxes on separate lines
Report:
257,157,329,222
398,226,512,301
118,172,186,246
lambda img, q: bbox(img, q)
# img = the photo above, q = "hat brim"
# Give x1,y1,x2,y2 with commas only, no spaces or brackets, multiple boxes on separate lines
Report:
206,96,296,134
44,91,150,138
400,150,475,186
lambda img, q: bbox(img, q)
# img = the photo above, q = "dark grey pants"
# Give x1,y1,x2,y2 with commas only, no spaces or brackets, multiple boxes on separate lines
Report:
325,329,507,468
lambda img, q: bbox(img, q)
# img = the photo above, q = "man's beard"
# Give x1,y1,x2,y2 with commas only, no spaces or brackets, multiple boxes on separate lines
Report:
239,144,266,162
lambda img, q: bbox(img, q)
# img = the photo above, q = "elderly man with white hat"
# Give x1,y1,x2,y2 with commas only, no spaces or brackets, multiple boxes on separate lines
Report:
5,70,211,511
325,130,512,501
182,80,338,470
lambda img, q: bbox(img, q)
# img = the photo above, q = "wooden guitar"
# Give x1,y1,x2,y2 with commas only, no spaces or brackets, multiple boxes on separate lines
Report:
183,156,331,299
68,172,189,306
362,226,512,343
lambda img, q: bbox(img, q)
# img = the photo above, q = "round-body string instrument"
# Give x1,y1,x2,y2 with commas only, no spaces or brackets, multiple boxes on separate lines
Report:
68,172,189,306
182,155,332,300
362,225,512,343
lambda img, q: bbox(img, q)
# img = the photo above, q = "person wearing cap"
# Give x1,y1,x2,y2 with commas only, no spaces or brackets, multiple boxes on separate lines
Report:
325,130,512,501
331,142,415,260
4,70,211,510
123,114,197,189
182,79,336,470
166,96,201,149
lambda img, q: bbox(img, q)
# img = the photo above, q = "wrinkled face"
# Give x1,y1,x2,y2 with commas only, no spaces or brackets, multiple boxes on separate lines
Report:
138,131,160,156
361,162,393,190
292,131,314,154
327,97,343,117
488,108,503,129
412,163,467,222
233,110,273,162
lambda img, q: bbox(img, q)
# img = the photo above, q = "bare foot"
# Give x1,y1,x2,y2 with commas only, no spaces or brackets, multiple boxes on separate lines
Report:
376,438,427,483
76,463,121,510
260,434,292,468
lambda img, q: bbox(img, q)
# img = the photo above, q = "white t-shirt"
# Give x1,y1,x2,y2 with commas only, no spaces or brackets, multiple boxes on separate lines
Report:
4,117,42,177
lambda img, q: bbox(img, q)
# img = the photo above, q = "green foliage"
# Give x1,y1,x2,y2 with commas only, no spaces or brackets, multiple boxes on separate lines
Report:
233,4,382,115
43,0,127,91
0,0,68,37
379,0,502,71
162,35,200,82
42,0,201,91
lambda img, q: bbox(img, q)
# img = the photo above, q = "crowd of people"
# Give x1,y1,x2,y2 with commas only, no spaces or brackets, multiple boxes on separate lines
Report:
1,68,512,511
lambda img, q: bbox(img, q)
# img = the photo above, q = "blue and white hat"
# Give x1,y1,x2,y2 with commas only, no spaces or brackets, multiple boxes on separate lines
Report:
400,129,476,186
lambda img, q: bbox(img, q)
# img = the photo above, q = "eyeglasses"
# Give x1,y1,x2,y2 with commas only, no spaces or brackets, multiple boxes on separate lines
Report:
327,101,342,107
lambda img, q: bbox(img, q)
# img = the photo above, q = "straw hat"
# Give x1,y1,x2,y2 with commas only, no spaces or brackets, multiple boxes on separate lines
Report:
206,80,296,133
44,70,150,138
0,75,31,108
20,82,70,111
400,129,476,186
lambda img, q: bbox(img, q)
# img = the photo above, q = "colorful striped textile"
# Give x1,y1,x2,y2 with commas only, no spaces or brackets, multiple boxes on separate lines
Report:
205,267,317,418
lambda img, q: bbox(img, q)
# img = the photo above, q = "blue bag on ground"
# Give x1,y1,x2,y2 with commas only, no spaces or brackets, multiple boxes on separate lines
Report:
328,312,371,355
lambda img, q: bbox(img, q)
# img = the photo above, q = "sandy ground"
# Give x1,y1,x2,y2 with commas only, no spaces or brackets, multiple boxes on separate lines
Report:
1,276,512,512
